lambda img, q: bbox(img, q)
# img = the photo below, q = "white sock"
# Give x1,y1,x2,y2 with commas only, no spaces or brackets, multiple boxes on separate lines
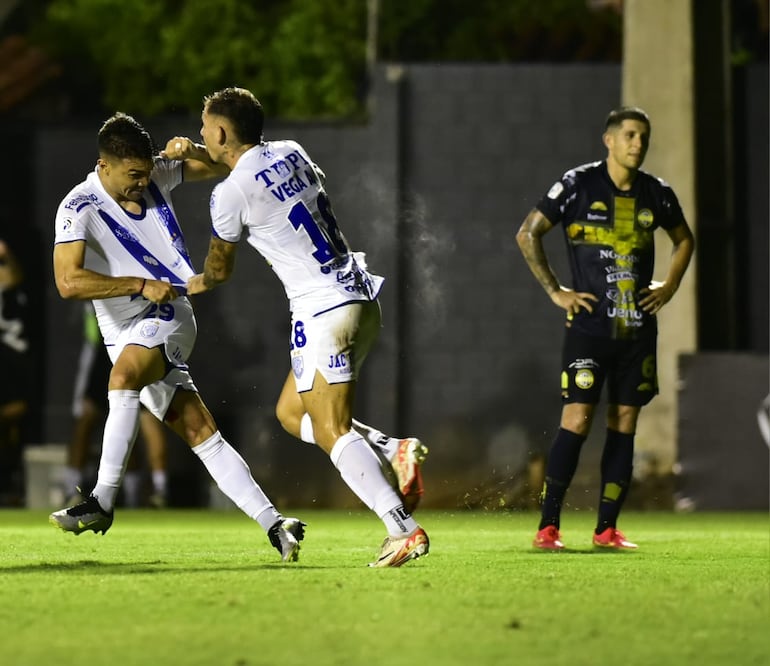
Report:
152,469,167,497
62,466,83,493
92,390,141,512
192,431,280,531
330,430,417,536
300,413,316,443
304,414,399,460
352,418,399,460
123,471,141,508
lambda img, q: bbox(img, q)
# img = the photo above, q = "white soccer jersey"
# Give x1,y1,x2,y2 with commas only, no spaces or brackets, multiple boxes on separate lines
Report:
54,159,195,340
209,140,383,315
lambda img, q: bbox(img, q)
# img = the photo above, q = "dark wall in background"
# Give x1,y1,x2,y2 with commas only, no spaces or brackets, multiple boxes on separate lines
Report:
677,353,769,510
22,63,767,509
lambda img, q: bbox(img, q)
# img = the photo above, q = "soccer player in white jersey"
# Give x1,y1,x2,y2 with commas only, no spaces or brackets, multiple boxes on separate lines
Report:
186,87,429,567
50,112,305,562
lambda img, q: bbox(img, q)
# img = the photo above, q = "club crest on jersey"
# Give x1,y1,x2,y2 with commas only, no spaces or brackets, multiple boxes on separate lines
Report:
575,369,594,389
292,355,304,378
637,209,654,228
140,321,160,338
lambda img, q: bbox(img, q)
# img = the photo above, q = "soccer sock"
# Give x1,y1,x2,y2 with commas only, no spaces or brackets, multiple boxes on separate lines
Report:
122,470,141,508
62,466,83,494
330,430,417,536
302,414,398,460
192,431,281,531
151,469,167,497
92,390,141,512
539,428,587,530
299,413,316,444
351,418,398,460
596,429,635,533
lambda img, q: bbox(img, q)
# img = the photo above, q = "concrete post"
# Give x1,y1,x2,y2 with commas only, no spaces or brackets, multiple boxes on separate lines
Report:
622,0,698,471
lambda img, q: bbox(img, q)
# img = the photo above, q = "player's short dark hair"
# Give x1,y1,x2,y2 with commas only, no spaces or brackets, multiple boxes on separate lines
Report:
605,106,651,132
204,87,264,145
97,112,155,161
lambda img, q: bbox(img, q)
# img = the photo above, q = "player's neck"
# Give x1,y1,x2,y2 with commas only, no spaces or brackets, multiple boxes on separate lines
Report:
224,143,257,169
606,160,637,192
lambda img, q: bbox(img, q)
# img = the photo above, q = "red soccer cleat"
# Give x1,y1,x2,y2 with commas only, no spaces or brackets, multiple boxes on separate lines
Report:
592,527,638,550
392,438,428,514
533,525,564,550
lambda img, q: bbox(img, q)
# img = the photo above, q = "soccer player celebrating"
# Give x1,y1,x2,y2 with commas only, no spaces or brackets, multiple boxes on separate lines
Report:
516,107,694,550
186,87,429,567
51,112,305,562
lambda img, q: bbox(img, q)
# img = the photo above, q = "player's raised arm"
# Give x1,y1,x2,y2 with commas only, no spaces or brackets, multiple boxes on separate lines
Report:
161,136,229,181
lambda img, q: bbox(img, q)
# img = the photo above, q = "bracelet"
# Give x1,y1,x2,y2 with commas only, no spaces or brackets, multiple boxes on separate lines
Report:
139,278,146,295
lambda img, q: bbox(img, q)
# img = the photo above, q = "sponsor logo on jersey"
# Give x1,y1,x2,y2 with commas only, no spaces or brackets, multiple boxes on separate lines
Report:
589,201,608,211
606,288,635,304
65,193,101,211
606,270,636,283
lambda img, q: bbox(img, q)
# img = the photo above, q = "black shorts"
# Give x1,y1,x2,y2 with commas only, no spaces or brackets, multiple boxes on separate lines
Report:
560,327,658,406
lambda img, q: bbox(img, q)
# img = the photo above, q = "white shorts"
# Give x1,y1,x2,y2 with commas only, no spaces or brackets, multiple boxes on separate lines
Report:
104,297,198,421
290,300,381,392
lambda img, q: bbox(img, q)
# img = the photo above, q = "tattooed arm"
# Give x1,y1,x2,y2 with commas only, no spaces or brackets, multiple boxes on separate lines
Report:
187,236,237,295
516,208,597,316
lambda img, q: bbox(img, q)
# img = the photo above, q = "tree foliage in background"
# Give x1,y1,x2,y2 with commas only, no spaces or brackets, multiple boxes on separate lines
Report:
30,0,368,119
28,0,621,119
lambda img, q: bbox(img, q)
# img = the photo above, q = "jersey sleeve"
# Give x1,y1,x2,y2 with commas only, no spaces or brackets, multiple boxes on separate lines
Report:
209,179,246,243
150,157,184,192
54,192,94,245
656,179,687,230
534,169,578,225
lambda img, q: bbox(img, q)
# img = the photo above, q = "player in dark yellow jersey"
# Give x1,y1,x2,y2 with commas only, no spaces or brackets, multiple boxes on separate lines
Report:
517,107,694,550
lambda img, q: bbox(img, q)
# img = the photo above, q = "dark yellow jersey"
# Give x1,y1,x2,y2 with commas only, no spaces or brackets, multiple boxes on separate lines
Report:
536,160,686,340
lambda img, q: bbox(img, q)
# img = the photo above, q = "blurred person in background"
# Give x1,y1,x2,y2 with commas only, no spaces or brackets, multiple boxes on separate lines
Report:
50,112,305,562
186,87,429,568
516,106,694,550
0,236,33,505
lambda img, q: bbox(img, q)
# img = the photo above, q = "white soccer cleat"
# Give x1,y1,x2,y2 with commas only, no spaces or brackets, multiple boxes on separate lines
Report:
368,527,429,568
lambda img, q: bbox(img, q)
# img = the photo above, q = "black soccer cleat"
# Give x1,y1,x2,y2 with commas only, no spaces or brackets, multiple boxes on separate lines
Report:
49,494,114,535
268,517,306,562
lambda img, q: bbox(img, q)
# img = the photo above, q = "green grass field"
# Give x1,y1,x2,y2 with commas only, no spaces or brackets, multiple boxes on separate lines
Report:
1,509,767,666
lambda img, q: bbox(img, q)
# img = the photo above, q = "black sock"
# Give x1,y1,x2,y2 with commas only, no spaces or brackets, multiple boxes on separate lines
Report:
596,429,634,533
538,428,586,530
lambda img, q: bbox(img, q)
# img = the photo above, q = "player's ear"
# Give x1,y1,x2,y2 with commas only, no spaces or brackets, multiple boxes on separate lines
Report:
602,130,613,150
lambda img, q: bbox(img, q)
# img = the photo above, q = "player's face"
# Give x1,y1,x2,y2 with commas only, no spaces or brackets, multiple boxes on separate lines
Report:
605,119,650,171
98,156,154,203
